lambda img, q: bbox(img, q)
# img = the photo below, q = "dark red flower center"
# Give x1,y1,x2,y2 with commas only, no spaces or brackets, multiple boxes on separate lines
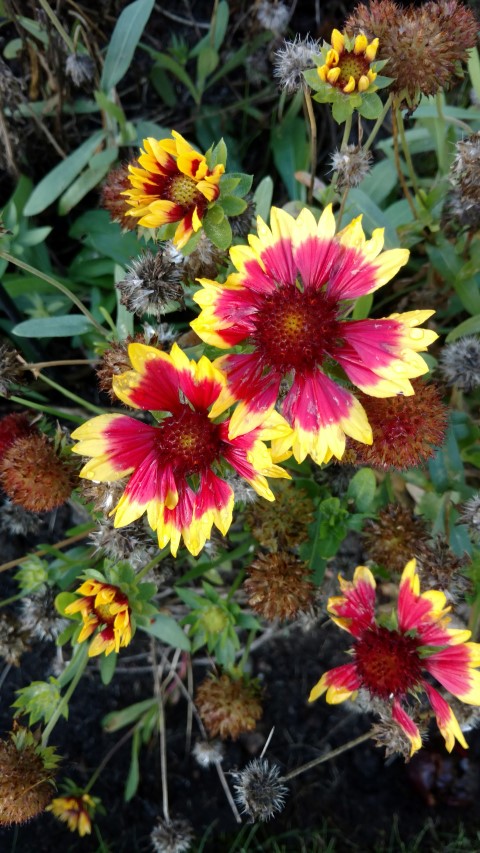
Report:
155,407,221,475
94,589,129,625
337,52,370,87
251,285,342,374
353,625,423,700
142,170,204,214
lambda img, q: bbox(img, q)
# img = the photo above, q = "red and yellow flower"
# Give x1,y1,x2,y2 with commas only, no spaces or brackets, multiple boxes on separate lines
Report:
71,343,290,556
318,29,379,94
47,794,96,836
123,131,224,247
309,560,480,756
191,206,437,465
65,579,132,657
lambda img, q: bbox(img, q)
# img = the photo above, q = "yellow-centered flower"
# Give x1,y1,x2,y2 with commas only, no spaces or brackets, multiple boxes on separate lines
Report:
318,29,379,94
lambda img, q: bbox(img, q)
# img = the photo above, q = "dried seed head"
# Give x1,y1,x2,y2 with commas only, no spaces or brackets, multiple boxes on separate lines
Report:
439,336,480,392
459,493,480,540
196,674,263,740
150,816,194,853
273,35,320,93
0,345,26,396
79,478,125,514
347,381,448,470
371,714,426,761
192,739,224,768
330,145,373,189
229,196,256,240
65,53,95,87
245,481,315,551
117,249,185,318
20,586,69,642
0,612,30,665
255,0,290,33
0,434,77,512
449,132,480,205
232,758,288,822
89,518,156,569
0,413,35,456
346,0,478,106
244,553,315,621
0,499,43,536
443,189,480,231
0,727,59,826
100,162,139,230
362,504,430,572
414,537,471,602
181,232,229,281
96,329,173,400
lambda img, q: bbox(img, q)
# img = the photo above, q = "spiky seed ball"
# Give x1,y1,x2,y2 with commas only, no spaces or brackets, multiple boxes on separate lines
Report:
100,162,138,231
414,536,471,602
347,381,448,470
460,493,480,540
196,674,263,740
244,553,315,621
449,132,480,205
181,232,229,281
150,816,194,853
79,479,125,514
245,481,314,551
232,758,288,822
0,345,26,397
439,336,480,392
330,145,373,190
89,518,156,569
0,728,58,825
0,434,77,512
273,36,320,93
20,587,69,642
346,0,478,105
255,0,290,33
0,612,30,665
371,716,425,761
192,739,224,768
362,504,430,572
116,248,185,318
65,53,95,87
0,413,35,456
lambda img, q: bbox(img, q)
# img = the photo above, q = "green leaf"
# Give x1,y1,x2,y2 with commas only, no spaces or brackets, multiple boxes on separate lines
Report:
253,176,273,221
197,45,219,89
347,188,398,248
150,54,199,103
55,591,78,616
212,1,229,50
446,314,480,341
103,698,158,732
58,147,119,215
140,614,190,651
347,468,376,512
331,97,355,125
100,652,117,686
271,117,309,201
468,48,480,103
125,729,141,801
209,138,228,169
203,209,233,250
101,0,155,91
24,131,106,216
219,196,247,216
12,315,94,338
357,92,384,120
352,293,373,319
227,172,253,197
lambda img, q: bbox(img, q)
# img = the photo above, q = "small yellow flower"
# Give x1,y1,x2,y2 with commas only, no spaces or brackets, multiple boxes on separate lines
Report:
47,794,96,836
318,29,379,94
65,579,132,657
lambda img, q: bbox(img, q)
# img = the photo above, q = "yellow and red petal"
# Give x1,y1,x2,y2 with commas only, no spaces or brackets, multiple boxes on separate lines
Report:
136,199,184,229
72,414,159,482
391,699,423,756
113,344,188,412
327,565,376,638
424,644,480,705
423,683,468,751
309,663,361,704
88,626,117,657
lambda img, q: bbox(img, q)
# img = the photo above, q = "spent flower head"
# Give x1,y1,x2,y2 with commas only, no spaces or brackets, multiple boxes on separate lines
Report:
116,248,185,318
232,758,288,822
100,162,139,230
245,553,315,621
273,35,320,93
460,493,480,541
0,727,59,826
196,673,263,740
330,145,373,189
20,586,69,642
150,816,194,853
192,739,224,768
65,53,95,87
439,336,480,392
255,0,290,33
362,504,430,572
0,432,77,512
0,612,30,666
0,344,26,396
245,481,314,551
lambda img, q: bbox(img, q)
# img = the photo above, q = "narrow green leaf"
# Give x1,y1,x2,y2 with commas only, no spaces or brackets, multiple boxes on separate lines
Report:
12,315,94,338
150,54,199,104
58,148,118,215
103,698,157,732
125,729,141,801
24,131,105,216
253,176,273,221
140,614,190,651
99,652,117,686
446,314,480,341
100,0,155,92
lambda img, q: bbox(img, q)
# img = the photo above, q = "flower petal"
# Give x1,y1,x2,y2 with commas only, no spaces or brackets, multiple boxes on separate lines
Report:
422,683,468,752
309,662,361,704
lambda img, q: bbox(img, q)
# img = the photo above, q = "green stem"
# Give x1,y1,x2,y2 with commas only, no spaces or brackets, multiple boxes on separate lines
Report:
392,108,417,217
226,567,245,603
26,359,96,371
340,113,352,151
37,0,75,52
37,373,105,415
7,394,85,424
303,85,318,205
280,731,372,782
337,187,350,229
135,548,170,581
0,252,108,338
237,627,257,673
0,527,94,575
364,92,393,151
41,644,89,746
396,107,420,196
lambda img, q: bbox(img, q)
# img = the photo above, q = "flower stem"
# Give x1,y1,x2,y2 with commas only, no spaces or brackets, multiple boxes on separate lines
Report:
0,252,108,338
37,0,75,52
392,108,417,218
41,644,89,746
340,113,353,151
364,93,393,151
303,85,318,205
280,731,372,782
135,548,170,581
396,107,420,196
0,527,95,574
7,394,85,425
36,372,105,415
26,359,96,372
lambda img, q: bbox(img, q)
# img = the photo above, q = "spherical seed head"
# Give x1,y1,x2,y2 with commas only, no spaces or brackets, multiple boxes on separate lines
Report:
20,586,69,642
0,345,26,397
245,553,315,621
0,728,59,825
0,413,35,455
65,53,95,87
273,35,320,93
460,493,480,540
255,0,290,33
348,381,448,470
180,232,229,281
192,739,224,768
196,674,263,740
329,145,373,190
414,536,471,602
346,0,478,105
89,518,156,569
0,434,77,512
245,481,315,551
150,816,194,853
232,758,288,822
449,132,480,206
100,162,139,230
362,504,430,572
117,249,185,318
371,715,426,761
79,478,125,514
96,330,171,400
439,336,480,392
0,612,30,665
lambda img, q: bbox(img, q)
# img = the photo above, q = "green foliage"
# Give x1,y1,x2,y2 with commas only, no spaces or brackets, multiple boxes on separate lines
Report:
13,678,64,726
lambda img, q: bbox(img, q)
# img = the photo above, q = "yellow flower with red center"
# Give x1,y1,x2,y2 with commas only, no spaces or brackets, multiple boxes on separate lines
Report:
47,794,96,836
123,131,224,248
191,205,437,466
71,343,291,556
309,560,480,756
65,579,132,657
318,29,379,94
